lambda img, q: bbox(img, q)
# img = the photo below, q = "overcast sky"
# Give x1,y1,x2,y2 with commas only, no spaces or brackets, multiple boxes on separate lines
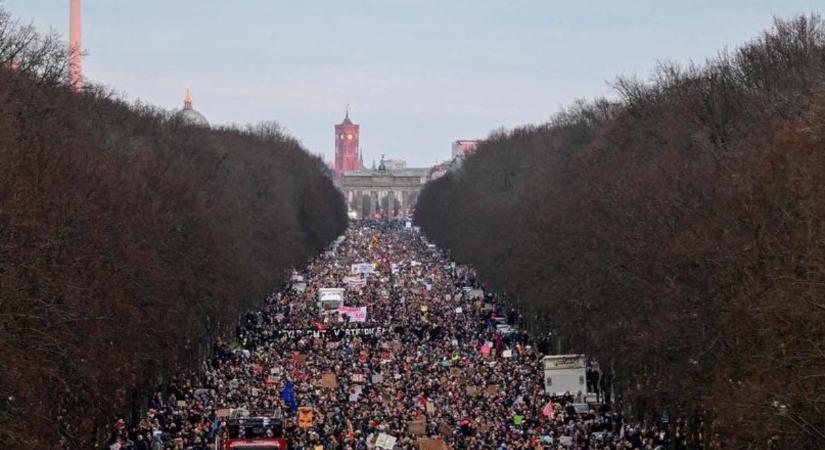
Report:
3,0,820,166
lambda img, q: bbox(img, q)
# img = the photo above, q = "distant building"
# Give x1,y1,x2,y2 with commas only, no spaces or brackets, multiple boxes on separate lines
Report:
334,109,362,174
428,162,451,181
333,113,445,218
451,140,480,159
383,159,407,170
340,155,429,219
178,88,209,127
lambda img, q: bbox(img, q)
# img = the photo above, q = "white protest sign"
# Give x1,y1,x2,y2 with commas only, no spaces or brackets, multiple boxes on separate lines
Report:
350,262,376,274
344,276,367,287
375,433,397,449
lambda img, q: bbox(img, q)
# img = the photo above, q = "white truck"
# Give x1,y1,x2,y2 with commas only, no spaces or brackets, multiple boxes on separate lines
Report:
317,287,345,312
542,354,587,397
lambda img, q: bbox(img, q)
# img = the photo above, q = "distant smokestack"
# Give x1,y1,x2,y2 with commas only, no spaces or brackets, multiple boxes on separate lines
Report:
69,0,82,90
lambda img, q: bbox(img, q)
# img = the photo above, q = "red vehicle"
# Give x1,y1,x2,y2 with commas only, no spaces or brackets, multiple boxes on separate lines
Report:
219,409,288,450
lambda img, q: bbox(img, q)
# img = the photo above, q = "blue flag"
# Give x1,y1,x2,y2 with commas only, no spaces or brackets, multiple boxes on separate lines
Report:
208,414,220,439
280,381,298,414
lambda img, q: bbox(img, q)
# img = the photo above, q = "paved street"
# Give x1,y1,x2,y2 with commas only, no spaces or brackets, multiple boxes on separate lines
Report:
116,222,667,449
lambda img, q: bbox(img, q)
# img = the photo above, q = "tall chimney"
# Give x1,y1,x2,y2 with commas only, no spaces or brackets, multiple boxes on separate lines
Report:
69,0,82,90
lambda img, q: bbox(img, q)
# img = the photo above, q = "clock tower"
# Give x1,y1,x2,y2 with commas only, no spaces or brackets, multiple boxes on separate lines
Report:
334,108,361,174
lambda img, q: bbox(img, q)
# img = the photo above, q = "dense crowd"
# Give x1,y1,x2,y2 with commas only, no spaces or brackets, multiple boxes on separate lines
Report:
107,222,692,450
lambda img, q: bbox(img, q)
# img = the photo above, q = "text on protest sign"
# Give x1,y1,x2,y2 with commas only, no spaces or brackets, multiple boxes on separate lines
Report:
344,276,367,287
277,327,389,339
338,306,368,323
350,262,376,274
375,433,397,449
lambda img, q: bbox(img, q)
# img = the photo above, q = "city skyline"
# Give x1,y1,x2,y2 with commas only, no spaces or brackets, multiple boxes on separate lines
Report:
4,0,819,166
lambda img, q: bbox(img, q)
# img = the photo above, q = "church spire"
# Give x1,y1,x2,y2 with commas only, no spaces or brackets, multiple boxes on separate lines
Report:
184,88,193,109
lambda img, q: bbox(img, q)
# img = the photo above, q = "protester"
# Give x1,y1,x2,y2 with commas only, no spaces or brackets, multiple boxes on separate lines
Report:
106,221,680,450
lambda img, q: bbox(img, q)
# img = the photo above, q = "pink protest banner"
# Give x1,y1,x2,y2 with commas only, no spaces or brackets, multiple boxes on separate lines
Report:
338,306,368,323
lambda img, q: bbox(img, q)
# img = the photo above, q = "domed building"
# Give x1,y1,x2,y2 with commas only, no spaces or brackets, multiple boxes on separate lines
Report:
178,88,209,127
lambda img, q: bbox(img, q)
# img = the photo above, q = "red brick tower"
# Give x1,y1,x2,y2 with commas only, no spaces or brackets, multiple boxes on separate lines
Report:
334,108,360,174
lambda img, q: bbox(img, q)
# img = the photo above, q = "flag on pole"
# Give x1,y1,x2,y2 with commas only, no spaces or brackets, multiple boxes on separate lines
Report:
543,401,555,418
281,381,298,414
346,418,354,440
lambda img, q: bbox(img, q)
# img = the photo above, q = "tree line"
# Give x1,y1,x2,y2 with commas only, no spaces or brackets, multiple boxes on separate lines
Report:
0,8,347,448
416,16,825,449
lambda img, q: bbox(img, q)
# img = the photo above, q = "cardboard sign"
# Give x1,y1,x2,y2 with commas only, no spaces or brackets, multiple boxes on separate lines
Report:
408,419,427,436
466,386,479,395
216,408,231,419
320,373,337,389
176,400,187,408
293,353,307,365
375,433,397,449
449,368,461,377
298,407,314,428
417,438,448,450
485,385,499,395
438,422,452,437
426,401,436,414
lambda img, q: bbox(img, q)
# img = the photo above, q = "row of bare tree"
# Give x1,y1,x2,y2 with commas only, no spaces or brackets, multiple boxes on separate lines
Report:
0,8,347,448
416,16,825,449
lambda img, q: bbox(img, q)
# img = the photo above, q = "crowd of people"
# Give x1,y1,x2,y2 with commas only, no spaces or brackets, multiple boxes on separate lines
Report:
107,221,691,450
